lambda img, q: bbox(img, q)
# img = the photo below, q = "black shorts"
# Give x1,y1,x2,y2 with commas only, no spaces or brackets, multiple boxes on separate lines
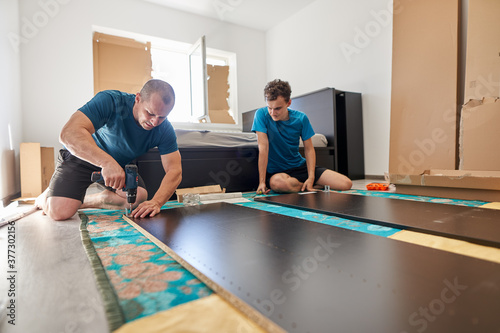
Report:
266,163,327,189
47,149,146,202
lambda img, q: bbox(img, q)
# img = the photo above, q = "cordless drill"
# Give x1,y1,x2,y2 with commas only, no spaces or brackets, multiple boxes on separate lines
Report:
91,164,138,216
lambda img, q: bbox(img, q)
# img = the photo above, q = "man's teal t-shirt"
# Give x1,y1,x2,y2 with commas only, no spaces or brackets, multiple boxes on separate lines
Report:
251,107,315,173
79,90,177,167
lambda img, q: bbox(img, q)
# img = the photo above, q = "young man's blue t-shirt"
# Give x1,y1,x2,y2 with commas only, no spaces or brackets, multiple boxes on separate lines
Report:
251,107,315,173
79,90,178,167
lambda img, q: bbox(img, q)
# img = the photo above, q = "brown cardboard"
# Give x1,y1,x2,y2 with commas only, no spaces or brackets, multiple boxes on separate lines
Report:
460,98,500,170
464,0,500,102
20,143,54,198
93,32,152,95
207,65,230,110
176,185,224,203
208,110,235,124
389,169,500,202
207,65,235,124
389,0,459,175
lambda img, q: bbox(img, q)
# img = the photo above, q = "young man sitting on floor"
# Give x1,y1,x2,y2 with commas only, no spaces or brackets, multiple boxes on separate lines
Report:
252,79,352,194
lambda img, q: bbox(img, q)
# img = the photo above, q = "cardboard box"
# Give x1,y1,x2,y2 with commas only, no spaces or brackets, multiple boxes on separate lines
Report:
389,169,500,202
387,0,499,201
459,98,500,170
175,184,224,203
20,143,54,198
464,0,500,102
389,0,459,175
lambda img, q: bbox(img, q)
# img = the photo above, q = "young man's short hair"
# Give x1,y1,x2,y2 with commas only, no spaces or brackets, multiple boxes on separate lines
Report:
264,79,292,102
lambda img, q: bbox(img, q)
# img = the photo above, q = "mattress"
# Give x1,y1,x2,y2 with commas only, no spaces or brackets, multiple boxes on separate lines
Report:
175,129,328,148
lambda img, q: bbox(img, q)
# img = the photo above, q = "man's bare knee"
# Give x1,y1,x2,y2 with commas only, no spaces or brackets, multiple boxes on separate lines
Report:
46,197,81,221
47,209,77,221
339,178,353,191
317,170,352,191
269,175,285,192
269,178,281,192
270,174,300,193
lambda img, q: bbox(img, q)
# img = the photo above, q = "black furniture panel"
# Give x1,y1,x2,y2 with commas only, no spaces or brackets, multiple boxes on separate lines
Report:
132,202,500,333
335,90,365,180
256,192,500,248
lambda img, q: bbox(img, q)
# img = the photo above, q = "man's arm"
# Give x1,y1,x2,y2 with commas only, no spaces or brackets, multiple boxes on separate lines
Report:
256,131,270,194
301,138,316,192
60,111,126,190
130,150,182,218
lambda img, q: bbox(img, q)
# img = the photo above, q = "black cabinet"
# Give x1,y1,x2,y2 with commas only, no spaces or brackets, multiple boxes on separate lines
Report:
291,88,364,180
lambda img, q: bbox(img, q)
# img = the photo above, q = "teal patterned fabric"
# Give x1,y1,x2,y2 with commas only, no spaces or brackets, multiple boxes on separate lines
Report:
84,210,212,323
238,198,398,237
237,190,487,238
342,189,487,207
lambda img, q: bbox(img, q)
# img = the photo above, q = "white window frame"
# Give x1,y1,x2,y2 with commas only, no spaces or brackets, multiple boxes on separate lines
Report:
188,36,209,122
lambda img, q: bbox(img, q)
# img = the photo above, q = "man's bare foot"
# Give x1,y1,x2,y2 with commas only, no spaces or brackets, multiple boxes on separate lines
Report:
81,190,127,210
35,189,48,215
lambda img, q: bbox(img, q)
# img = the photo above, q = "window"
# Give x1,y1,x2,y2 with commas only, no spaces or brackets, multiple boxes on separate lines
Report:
92,27,239,130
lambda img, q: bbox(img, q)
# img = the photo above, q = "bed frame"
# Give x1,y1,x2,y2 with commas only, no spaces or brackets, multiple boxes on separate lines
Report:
136,88,364,200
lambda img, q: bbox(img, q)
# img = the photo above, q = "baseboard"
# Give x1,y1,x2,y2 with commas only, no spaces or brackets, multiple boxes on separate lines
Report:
1,192,21,208
363,175,386,180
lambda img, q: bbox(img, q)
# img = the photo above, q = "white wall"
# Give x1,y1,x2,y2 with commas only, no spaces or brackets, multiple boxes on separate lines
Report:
15,0,393,184
266,0,394,176
0,0,23,203
18,0,267,151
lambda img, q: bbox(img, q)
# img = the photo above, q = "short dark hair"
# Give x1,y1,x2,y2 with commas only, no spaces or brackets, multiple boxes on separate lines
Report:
140,79,175,108
264,79,292,102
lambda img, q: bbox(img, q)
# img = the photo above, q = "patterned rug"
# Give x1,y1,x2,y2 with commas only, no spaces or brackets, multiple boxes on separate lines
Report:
80,209,212,331
80,189,489,330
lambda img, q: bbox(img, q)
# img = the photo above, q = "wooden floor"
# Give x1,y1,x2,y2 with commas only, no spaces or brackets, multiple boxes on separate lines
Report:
0,179,379,332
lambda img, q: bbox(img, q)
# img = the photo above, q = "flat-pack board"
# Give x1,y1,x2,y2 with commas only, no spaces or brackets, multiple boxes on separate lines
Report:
129,202,500,333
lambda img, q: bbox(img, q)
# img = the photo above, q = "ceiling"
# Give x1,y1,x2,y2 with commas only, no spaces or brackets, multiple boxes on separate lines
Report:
142,0,317,31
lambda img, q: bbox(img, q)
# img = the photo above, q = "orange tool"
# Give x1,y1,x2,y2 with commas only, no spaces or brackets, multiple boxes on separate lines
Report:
366,183,389,191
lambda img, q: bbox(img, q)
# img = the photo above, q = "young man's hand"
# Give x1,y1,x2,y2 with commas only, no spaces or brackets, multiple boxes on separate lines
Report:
256,183,270,195
301,178,316,192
